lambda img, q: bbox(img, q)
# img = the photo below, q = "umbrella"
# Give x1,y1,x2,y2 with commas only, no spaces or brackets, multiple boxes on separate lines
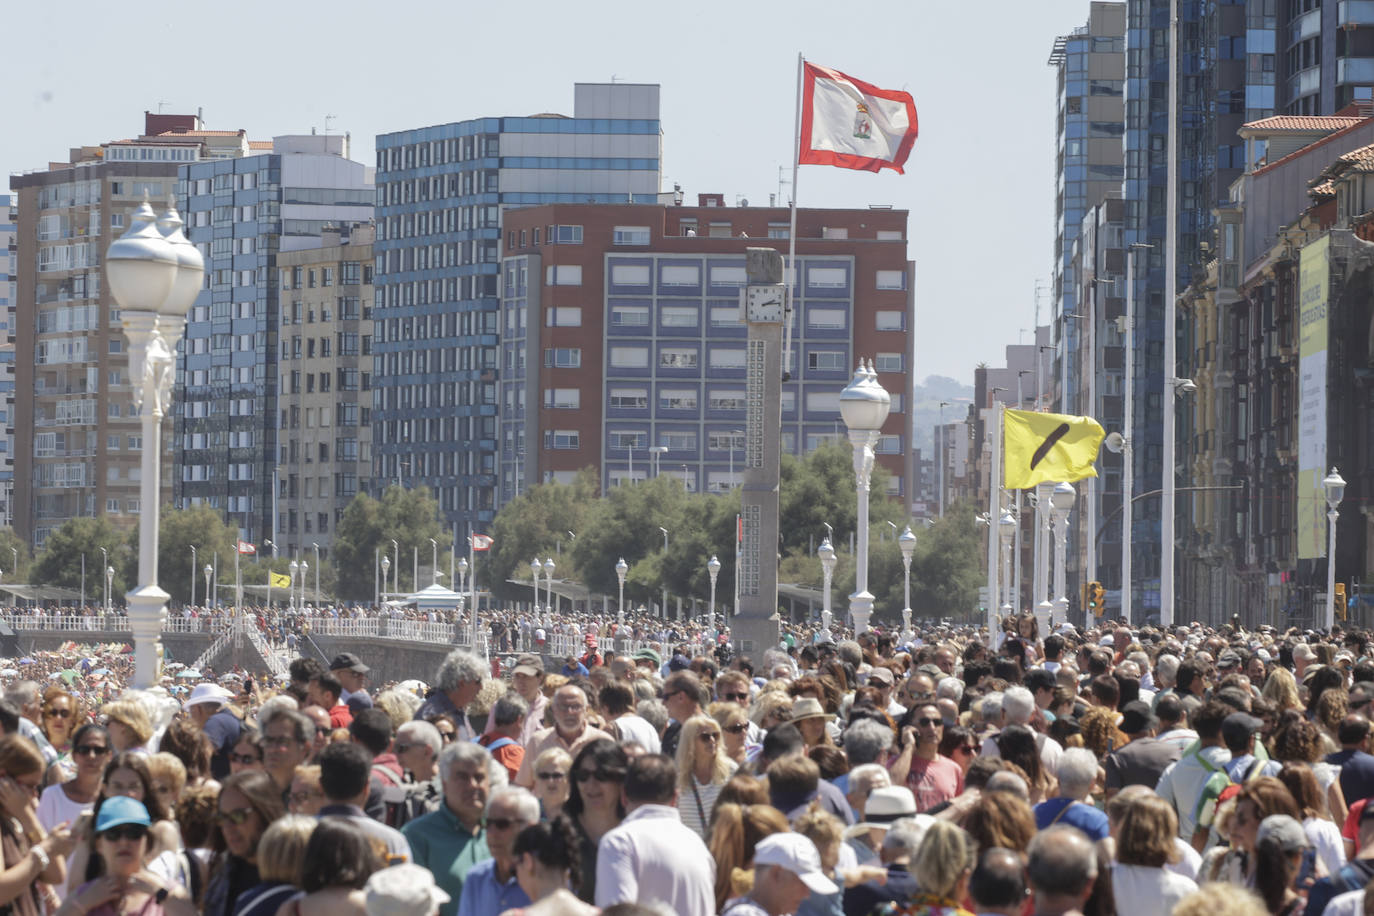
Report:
58,670,79,684
176,669,202,680
0,669,17,678
18,658,33,665
91,668,109,676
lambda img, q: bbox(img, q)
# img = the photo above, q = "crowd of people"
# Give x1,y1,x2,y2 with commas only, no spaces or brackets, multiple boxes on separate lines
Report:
0,611,1372,915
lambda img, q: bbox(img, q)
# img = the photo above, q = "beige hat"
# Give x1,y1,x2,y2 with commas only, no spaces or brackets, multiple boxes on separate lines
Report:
364,863,450,916
791,697,829,722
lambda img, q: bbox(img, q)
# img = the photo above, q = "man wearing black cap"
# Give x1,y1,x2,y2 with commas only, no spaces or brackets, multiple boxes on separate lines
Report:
1103,700,1182,799
330,653,373,711
1222,712,1280,782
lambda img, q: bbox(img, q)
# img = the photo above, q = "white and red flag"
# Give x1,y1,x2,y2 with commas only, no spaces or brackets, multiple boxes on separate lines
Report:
236,540,256,555
470,534,494,551
799,61,919,174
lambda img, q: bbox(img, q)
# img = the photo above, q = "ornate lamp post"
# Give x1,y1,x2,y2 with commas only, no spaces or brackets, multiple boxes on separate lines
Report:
1050,482,1076,625
99,547,108,617
999,511,1017,616
838,360,891,635
299,560,308,610
203,564,212,610
288,560,299,612
106,197,203,688
429,538,439,586
105,567,114,617
818,538,836,637
530,559,542,614
898,525,917,640
458,556,469,603
311,543,320,606
190,545,197,608
615,557,628,625
707,555,721,621
380,555,391,601
1325,467,1347,631
544,558,556,617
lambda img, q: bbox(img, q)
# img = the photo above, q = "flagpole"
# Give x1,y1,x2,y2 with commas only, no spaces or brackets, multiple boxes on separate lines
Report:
987,401,1003,636
784,52,804,380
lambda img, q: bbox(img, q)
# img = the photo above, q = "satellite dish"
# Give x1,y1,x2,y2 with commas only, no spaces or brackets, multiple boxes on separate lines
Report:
1104,431,1125,454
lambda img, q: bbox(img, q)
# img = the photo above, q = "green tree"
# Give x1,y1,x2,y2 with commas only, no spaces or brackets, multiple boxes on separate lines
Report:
487,470,598,601
331,485,444,601
156,506,239,606
570,476,691,606
0,529,31,584
32,517,132,598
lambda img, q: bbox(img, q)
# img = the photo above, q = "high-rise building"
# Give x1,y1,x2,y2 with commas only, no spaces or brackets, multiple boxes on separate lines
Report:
0,196,14,529
495,201,913,505
176,134,373,543
9,112,251,546
1049,2,1125,414
274,224,375,561
371,83,661,536
1279,2,1374,116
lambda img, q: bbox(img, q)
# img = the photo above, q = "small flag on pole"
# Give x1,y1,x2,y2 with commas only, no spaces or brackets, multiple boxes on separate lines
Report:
237,540,256,555
799,61,919,174
268,572,291,589
1002,409,1106,490
470,534,494,551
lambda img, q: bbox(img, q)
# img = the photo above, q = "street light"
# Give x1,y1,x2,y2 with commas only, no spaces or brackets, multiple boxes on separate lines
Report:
380,555,391,601
1033,481,1056,624
707,555,721,621
311,543,320,606
544,557,556,617
530,559,542,613
658,527,669,619
999,512,1017,616
105,567,114,617
190,545,197,608
615,557,628,624
1325,467,1347,631
650,446,668,478
1050,482,1076,625
106,197,203,688
458,557,469,597
299,560,308,611
203,564,212,610
898,526,917,639
288,560,299,612
818,538,836,637
838,359,891,635
429,538,439,586
99,546,108,617
1120,242,1152,624
1161,375,1197,627
390,539,399,600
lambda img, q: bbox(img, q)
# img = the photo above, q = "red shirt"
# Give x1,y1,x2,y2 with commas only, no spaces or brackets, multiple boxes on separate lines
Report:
905,754,964,812
329,703,353,729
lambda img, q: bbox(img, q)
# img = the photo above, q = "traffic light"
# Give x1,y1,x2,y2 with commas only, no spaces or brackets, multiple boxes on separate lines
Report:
1336,583,1348,621
1086,581,1105,615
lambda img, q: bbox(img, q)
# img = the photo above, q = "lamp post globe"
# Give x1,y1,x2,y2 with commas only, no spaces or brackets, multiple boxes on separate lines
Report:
898,525,918,639
838,360,890,635
999,511,1017,616
544,558,556,617
1324,467,1347,630
203,564,213,609
615,557,628,624
707,555,722,621
530,559,543,614
300,560,309,610
818,537,837,638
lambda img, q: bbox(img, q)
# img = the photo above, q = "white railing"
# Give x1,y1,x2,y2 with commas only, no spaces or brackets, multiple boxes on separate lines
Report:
0,613,130,632
191,629,233,672
242,626,287,679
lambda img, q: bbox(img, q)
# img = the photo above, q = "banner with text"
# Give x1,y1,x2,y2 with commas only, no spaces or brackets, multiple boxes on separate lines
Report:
1298,235,1330,559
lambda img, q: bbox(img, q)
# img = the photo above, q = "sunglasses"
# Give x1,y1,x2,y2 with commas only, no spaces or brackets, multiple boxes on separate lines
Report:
262,735,301,748
955,745,977,755
100,825,148,843
659,690,681,701
575,768,625,783
73,745,110,757
215,808,254,826
916,717,942,727
485,817,527,831
721,692,749,702
394,743,419,755
44,708,72,719
697,732,721,743
229,753,261,765
725,723,750,734
289,791,320,805
536,771,567,781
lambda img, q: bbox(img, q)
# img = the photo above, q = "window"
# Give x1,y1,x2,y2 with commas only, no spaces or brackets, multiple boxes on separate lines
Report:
808,267,847,288
611,305,650,327
875,352,904,372
821,227,848,239
544,430,580,449
808,350,846,371
609,388,648,409
661,306,698,327
710,306,741,328
875,269,906,290
611,264,651,286
709,348,745,369
546,307,582,327
808,308,846,329
546,265,582,286
709,431,746,451
876,310,905,331
659,389,698,410
613,226,651,246
875,435,901,454
659,347,698,369
806,392,841,413
543,348,581,368
661,264,700,286
610,430,647,449
659,430,697,450
610,347,649,369
543,388,580,409
709,266,747,286
552,225,583,244
709,390,745,410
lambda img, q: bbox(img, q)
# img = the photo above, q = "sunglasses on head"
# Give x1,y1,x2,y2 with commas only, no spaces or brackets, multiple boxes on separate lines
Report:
100,824,147,843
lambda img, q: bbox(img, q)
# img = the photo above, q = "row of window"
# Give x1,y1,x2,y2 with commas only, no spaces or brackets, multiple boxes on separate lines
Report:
600,386,906,414
547,429,904,454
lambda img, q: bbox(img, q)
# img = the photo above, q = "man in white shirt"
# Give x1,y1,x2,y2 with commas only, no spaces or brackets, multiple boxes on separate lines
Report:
595,754,715,914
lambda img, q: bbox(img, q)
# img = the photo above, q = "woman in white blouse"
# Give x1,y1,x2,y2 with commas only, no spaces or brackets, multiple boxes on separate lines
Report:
674,714,736,838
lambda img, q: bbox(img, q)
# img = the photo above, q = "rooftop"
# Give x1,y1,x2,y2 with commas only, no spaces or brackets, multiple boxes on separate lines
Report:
1239,115,1363,135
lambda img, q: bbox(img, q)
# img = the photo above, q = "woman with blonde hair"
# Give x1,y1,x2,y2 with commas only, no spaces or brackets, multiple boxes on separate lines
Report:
528,748,571,820
709,702,753,767
676,714,736,839
223,814,315,916
1262,669,1302,713
707,802,790,913
100,700,152,754
875,820,976,916
1110,791,1197,916
40,687,80,784
752,691,794,731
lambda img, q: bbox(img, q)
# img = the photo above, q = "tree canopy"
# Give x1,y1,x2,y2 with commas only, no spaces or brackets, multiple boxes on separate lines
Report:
331,485,446,600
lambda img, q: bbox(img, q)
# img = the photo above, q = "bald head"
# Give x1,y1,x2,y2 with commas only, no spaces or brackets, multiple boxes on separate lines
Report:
1027,825,1097,903
970,847,1028,914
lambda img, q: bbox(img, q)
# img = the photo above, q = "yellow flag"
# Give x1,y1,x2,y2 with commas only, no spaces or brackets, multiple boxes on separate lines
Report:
269,572,291,589
1003,408,1106,490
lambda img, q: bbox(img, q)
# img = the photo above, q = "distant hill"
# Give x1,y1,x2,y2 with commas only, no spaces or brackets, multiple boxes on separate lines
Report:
912,375,974,454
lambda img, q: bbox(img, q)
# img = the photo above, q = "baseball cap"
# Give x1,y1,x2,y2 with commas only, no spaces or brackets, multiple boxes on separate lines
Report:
633,648,661,669
751,833,839,895
183,683,232,709
1119,700,1159,735
364,863,450,916
867,667,894,686
1257,814,1310,852
1221,712,1264,748
95,796,151,834
330,653,370,674
511,654,545,678
1216,650,1241,670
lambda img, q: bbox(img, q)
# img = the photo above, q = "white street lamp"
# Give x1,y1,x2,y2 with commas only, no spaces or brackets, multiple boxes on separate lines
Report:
105,566,114,617
288,560,299,613
99,546,108,618
1162,375,1197,627
1050,482,1076,625
1033,481,1055,623
530,559,542,614
311,543,320,606
429,538,439,586
898,525,917,640
615,557,628,625
1324,467,1347,631
458,557,469,597
838,360,891,635
707,555,721,621
389,539,399,601
544,558,556,617
106,197,202,688
380,555,391,601
658,527,669,619
190,545,197,609
203,564,212,610
299,560,308,611
999,511,1017,616
818,538,837,637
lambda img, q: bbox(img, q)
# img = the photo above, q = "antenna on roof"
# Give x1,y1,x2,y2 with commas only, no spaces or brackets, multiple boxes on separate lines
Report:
325,114,337,136
157,100,169,114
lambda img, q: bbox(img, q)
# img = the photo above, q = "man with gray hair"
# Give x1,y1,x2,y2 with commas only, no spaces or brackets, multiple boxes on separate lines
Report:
416,649,487,742
844,763,891,824
453,786,540,916
475,693,527,782
842,816,923,916
1033,748,1108,840
980,685,1063,773
1026,825,1098,916
390,719,443,827
6,681,55,764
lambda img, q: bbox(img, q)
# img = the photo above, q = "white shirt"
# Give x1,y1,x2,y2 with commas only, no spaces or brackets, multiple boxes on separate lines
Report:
596,804,716,915
37,784,92,899
1306,815,1348,875
1324,889,1366,916
1155,744,1231,840
1168,837,1202,881
1110,864,1197,916
608,714,661,754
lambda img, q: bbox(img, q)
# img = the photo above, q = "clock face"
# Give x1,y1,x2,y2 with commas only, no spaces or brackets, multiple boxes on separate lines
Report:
745,285,785,323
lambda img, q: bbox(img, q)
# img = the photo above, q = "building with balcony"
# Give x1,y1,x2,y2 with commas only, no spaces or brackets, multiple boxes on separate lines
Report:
0,197,14,528
371,83,662,537
1280,0,1374,115
495,201,914,506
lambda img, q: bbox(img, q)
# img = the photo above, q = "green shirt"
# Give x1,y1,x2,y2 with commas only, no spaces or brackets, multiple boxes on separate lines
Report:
401,802,490,916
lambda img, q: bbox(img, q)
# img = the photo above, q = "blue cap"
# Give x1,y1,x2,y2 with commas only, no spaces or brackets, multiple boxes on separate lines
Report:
95,796,151,834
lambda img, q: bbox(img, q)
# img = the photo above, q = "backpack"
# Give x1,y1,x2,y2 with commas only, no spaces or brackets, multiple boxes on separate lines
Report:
1195,752,1265,830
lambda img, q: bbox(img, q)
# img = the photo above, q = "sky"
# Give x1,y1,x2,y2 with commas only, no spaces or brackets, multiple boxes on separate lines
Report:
9,0,1091,383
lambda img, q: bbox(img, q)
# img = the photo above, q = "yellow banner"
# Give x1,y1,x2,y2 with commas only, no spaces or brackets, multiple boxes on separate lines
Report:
1003,408,1106,490
269,572,291,589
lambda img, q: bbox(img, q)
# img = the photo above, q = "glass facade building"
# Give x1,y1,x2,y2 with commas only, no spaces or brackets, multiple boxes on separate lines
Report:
371,83,661,535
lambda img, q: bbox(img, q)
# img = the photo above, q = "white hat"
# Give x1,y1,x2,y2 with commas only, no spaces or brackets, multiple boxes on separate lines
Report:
182,683,232,709
843,786,918,839
752,833,839,895
364,863,450,916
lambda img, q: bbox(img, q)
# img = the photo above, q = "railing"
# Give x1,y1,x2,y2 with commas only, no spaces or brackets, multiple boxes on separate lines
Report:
0,613,130,632
191,629,232,672
242,626,287,679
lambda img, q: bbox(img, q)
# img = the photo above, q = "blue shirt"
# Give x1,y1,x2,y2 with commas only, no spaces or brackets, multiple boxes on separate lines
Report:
1033,797,1110,840
455,859,530,916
